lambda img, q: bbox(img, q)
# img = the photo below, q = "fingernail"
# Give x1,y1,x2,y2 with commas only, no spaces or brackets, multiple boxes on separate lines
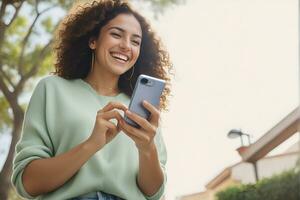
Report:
126,110,131,115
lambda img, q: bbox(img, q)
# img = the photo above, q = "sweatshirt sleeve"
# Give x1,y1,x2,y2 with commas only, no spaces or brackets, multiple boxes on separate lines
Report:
11,79,54,199
144,126,168,200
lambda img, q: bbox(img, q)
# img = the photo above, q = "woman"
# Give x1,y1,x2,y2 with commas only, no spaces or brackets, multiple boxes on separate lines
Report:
11,0,172,200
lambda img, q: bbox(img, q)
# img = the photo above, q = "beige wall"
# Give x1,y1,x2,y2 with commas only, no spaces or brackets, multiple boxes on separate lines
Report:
231,152,299,184
257,153,299,179
177,151,299,200
179,192,210,200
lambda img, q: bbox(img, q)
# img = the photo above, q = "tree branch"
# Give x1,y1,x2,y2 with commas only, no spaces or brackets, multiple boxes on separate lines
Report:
15,38,53,96
18,14,40,75
0,67,16,90
7,1,24,27
26,38,53,78
35,0,39,14
17,2,56,75
39,5,57,15
0,0,8,20
0,69,14,103
0,1,8,52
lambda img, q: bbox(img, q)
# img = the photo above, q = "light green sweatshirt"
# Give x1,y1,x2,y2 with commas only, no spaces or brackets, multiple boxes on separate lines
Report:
11,75,167,200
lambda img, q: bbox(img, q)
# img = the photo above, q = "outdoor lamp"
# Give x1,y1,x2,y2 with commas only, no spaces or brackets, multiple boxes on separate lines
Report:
227,129,251,146
227,129,258,181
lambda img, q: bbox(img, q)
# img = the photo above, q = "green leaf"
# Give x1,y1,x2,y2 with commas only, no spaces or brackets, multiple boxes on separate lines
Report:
6,15,28,36
0,96,12,134
215,169,300,200
41,17,53,33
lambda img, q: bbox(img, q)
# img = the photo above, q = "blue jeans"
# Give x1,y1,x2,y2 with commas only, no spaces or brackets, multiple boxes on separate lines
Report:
70,191,124,200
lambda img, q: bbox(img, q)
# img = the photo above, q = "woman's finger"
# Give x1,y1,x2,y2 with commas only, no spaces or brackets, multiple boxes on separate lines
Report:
121,128,141,142
105,120,118,131
120,120,150,142
97,110,123,121
100,101,128,113
142,100,160,126
101,120,119,137
125,110,155,133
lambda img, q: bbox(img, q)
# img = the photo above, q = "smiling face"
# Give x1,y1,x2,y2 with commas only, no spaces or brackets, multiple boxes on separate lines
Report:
89,13,142,76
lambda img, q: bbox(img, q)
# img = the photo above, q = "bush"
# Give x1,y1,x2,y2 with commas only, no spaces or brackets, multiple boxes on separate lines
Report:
215,169,300,200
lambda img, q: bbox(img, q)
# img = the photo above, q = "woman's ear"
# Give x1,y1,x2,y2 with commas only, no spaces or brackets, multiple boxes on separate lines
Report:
89,37,96,50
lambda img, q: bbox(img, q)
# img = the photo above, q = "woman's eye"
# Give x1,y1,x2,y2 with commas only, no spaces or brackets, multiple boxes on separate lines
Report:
132,40,140,46
111,33,121,38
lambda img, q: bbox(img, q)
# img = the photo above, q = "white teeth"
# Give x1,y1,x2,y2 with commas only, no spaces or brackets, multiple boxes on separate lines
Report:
111,53,129,62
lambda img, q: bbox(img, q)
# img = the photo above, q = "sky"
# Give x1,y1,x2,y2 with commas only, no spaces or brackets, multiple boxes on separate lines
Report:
0,0,299,200
147,0,299,199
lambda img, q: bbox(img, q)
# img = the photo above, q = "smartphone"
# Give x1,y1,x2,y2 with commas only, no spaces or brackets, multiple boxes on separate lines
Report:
124,74,166,128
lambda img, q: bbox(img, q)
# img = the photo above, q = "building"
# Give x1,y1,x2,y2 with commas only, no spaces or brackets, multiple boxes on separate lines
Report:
176,107,300,200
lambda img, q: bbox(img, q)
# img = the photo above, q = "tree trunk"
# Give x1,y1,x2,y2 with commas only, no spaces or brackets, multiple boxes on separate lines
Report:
0,110,24,200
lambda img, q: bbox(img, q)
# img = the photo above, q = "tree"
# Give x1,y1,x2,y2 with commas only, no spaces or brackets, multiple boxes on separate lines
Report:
0,0,183,199
215,169,300,200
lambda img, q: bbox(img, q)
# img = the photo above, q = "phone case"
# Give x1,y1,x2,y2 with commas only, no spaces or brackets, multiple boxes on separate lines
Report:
124,74,165,128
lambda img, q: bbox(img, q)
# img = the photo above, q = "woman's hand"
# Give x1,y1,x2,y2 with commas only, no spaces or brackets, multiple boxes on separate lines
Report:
87,102,127,151
119,100,160,154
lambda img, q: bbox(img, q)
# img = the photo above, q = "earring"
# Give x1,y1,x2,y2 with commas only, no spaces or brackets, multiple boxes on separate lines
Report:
126,66,135,91
91,51,95,72
126,65,135,80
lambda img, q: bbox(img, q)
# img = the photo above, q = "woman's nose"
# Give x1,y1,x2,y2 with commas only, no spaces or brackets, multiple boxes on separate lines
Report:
119,38,130,50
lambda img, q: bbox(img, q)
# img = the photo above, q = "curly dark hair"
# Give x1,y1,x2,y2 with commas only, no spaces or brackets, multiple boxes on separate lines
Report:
53,0,173,110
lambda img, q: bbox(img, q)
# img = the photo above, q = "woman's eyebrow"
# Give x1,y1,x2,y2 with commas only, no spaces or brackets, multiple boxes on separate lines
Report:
108,26,142,39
